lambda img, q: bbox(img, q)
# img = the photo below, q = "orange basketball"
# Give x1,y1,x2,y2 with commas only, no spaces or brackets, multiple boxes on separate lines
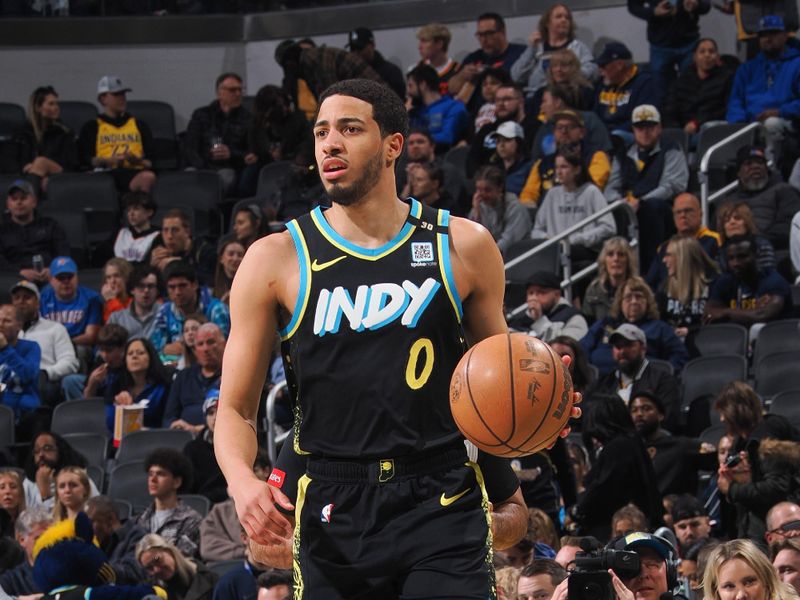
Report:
449,333,574,457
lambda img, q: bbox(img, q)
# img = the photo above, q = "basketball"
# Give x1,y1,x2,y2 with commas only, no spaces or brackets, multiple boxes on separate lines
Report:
449,333,574,457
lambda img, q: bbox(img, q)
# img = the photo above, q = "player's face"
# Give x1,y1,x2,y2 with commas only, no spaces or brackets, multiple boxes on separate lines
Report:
673,516,710,547
125,339,150,374
314,94,389,207
147,465,180,499
630,396,662,434
716,558,766,600
774,549,800,592
406,133,434,162
518,574,557,600
52,272,77,300
622,548,669,600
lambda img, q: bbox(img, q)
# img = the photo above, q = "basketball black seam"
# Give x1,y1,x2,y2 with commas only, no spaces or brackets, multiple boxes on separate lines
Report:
463,341,510,447
505,332,516,445
514,343,559,452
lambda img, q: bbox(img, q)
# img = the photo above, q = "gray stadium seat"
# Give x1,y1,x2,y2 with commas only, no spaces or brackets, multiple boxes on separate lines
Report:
754,319,800,367
127,100,178,170
209,559,244,577
693,323,748,357
51,398,108,436
241,95,255,113
255,161,291,202
755,351,800,398
115,428,193,464
62,432,108,467
34,209,90,268
699,423,727,447
113,498,133,521
46,172,118,211
0,103,25,140
87,464,104,491
152,170,223,237
0,405,14,446
179,494,210,518
768,389,800,428
107,460,150,508
681,355,748,414
443,145,469,179
57,101,97,136
648,358,674,377
661,128,689,154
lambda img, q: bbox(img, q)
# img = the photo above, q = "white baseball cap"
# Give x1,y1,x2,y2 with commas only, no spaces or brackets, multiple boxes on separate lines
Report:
97,75,131,95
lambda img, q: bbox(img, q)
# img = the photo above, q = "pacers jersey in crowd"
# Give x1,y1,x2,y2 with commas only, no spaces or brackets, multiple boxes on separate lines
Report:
95,117,145,169
279,198,466,459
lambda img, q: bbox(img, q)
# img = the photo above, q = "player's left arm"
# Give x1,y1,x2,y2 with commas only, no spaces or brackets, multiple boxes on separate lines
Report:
490,488,528,550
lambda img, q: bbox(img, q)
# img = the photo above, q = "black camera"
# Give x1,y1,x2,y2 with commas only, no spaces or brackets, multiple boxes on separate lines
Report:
568,538,640,600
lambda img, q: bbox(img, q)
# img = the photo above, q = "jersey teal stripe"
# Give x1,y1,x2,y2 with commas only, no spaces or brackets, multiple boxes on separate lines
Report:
279,220,310,340
438,210,464,321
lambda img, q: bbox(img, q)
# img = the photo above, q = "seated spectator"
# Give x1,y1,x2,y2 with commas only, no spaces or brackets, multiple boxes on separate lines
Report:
581,276,689,376
593,42,659,134
85,495,147,585
151,261,230,356
106,337,171,432
61,322,127,401
100,257,132,323
146,209,217,287
703,539,791,600
0,304,40,423
611,503,649,537
656,236,719,354
163,323,224,432
136,449,203,558
726,15,800,165
213,238,244,307
407,64,468,153
0,179,68,286
0,506,52,596
605,105,689,270
531,149,616,259
467,166,531,257
594,325,681,429
13,280,78,405
407,162,458,213
183,389,226,504
670,495,712,554
608,533,677,600
554,536,584,570
78,75,155,193
714,381,798,443
772,538,800,594
705,235,791,326
516,558,567,600
0,468,25,534
108,265,162,341
716,201,776,272
413,23,460,95
231,204,267,250
472,68,512,132
346,27,406,100
508,271,589,342
15,86,77,182
582,236,639,324
212,537,274,600
52,466,91,522
256,570,293,600
550,335,596,395
183,73,251,196
488,121,533,196
113,192,159,264
176,314,206,371
719,146,800,250
765,501,800,547
136,533,218,599
511,5,597,98
662,38,736,138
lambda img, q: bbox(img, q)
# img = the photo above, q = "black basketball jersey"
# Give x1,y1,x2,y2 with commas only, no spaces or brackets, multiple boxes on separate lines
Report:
279,198,467,458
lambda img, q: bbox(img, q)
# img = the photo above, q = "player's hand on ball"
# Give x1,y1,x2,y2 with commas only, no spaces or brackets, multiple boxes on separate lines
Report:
231,476,295,546
550,354,582,447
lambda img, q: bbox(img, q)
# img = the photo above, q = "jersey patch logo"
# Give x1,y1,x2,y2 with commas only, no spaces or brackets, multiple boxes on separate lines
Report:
267,468,286,489
321,503,334,523
440,487,471,507
410,242,435,266
311,256,347,272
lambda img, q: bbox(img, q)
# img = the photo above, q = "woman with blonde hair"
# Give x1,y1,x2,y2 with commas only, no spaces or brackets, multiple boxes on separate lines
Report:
582,236,638,324
703,538,798,600
0,468,26,538
52,466,91,522
136,533,218,600
717,202,776,271
101,257,133,322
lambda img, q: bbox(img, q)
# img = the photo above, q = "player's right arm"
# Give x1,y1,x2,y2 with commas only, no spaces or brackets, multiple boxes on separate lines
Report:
215,232,297,546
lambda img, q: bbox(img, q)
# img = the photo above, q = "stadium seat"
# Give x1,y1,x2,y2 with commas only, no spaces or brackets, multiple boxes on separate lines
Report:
693,123,758,191
255,161,291,202
113,498,133,521
0,103,25,140
152,170,223,237
179,494,210,518
209,559,244,577
0,405,14,447
768,389,800,427
58,101,97,136
46,172,118,211
51,398,108,437
755,351,800,397
35,209,91,268
62,432,108,467
753,319,800,368
681,355,747,415
693,323,748,357
661,128,689,155
87,464,105,492
127,100,179,170
241,95,255,113
107,460,150,508
699,423,727,447
115,428,193,464
648,358,674,377
443,145,469,179
504,240,561,309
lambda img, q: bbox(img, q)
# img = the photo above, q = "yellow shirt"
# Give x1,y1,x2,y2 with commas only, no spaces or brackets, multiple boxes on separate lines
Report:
95,117,145,170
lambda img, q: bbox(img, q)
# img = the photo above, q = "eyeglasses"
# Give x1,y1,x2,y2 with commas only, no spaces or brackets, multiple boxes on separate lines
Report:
673,208,697,216
221,86,243,93
34,444,56,454
475,29,500,38
769,520,800,535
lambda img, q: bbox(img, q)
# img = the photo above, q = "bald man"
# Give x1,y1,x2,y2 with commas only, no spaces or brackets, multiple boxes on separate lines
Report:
766,501,800,546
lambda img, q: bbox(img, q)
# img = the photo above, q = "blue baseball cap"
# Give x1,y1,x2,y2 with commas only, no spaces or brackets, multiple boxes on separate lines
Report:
203,388,220,414
758,14,786,33
49,256,77,277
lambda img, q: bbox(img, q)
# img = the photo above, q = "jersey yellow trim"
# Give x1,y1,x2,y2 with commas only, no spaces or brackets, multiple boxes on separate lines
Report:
293,474,311,598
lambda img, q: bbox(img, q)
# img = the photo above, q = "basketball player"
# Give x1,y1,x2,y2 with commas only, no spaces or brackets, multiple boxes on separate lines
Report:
216,79,580,598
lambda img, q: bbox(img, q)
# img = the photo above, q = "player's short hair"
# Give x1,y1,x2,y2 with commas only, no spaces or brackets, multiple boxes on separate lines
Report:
122,191,156,212
416,23,452,51
164,260,198,285
408,64,440,92
520,558,567,585
257,569,293,590
216,72,242,89
128,264,163,295
162,208,191,231
318,79,408,139
144,448,192,492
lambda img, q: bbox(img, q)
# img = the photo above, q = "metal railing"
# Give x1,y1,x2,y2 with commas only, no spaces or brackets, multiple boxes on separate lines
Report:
504,199,639,317
264,380,289,465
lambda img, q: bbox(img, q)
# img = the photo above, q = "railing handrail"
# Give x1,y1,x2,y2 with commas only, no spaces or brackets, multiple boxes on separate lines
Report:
265,379,288,464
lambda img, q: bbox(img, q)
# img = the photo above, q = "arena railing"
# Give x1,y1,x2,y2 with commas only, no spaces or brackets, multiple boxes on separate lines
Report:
504,199,639,319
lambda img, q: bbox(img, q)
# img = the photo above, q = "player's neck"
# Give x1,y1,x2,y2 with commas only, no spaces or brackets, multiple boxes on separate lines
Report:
327,181,409,247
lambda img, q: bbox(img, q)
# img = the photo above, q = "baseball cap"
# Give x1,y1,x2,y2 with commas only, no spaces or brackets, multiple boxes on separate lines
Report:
553,109,585,128
347,27,375,50
671,495,708,523
609,531,674,561
203,388,220,414
757,14,786,33
609,323,646,345
527,271,561,290
632,104,661,126
736,145,767,168
97,75,131,96
488,120,525,141
10,280,40,300
595,42,632,66
49,256,78,277
7,179,36,198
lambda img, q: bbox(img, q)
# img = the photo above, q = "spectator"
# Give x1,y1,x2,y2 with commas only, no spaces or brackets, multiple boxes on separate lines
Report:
100,257,132,323
176,314,206,371
0,304,40,424
531,149,617,258
136,449,203,558
407,162,458,213
527,49,598,125
468,165,531,257
714,381,798,443
212,538,273,600
717,201,776,272
720,146,800,250
765,501,800,547
406,64,468,152
0,507,52,596
582,236,639,324
662,38,736,138
256,570,292,600
151,261,229,355
85,495,147,585
554,536,584,570
136,533,217,600
105,337,171,432
0,468,25,536
703,539,793,600
516,559,567,600
508,271,589,342
78,75,155,193
594,325,681,429
146,208,217,286
671,495,712,554
39,256,102,360
488,121,533,196
772,538,800,594
628,0,711,99
212,238,244,305
581,276,689,376
511,5,598,98
15,85,77,182
183,388,226,504
472,67,511,132
550,335,596,395
162,323,224,432
414,23,460,95
607,533,678,600
346,27,406,100
61,322,127,401
605,104,689,270
263,147,325,222
612,503,649,537
13,280,78,405
183,73,251,196
51,466,91,522
231,204,267,250
108,265,162,341
594,42,660,135
113,192,160,264
705,235,792,326
726,15,800,164
0,179,69,285
447,12,526,110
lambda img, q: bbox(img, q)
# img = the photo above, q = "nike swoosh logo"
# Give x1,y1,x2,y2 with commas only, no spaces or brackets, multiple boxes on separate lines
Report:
440,487,471,507
311,256,347,272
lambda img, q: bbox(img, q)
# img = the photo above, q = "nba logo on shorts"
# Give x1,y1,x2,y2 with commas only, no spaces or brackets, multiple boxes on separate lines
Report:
321,503,334,523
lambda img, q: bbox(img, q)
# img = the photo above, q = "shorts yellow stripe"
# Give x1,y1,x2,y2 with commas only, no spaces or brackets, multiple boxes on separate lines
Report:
293,474,311,599
468,460,497,600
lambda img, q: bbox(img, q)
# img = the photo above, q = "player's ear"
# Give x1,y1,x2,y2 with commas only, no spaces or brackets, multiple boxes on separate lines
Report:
384,132,404,167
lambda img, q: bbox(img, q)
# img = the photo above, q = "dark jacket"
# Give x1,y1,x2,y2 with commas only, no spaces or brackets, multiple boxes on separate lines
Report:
184,101,251,170
722,179,800,249
0,212,69,271
14,121,78,171
101,519,147,585
164,560,218,600
663,63,736,128
162,364,220,428
0,560,38,595
368,50,406,100
628,0,710,47
297,46,384,99
185,428,227,504
641,429,718,495
247,108,310,164
594,66,660,132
